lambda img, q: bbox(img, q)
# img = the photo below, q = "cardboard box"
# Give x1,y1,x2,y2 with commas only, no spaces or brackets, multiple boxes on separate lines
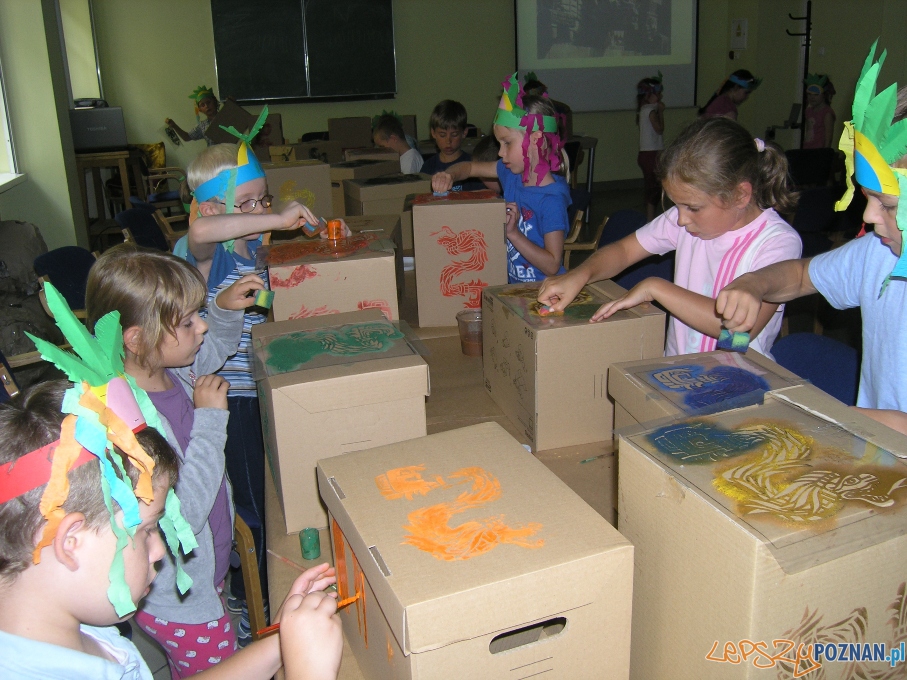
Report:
344,214,404,296
608,350,805,429
204,100,256,145
344,173,431,217
328,116,374,149
271,141,345,164
255,113,283,146
400,114,417,141
261,229,399,322
483,280,665,451
412,192,508,327
262,160,332,217
330,160,400,217
254,309,429,532
317,422,633,680
618,385,907,680
344,147,401,163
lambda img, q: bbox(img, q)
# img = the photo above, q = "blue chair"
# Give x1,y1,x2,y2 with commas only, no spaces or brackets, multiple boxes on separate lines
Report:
792,186,837,258
598,209,648,247
33,246,97,314
115,207,169,252
615,251,675,290
771,333,860,405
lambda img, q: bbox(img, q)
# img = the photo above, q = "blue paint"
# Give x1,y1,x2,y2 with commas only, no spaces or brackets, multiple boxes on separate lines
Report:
647,420,768,464
646,364,770,413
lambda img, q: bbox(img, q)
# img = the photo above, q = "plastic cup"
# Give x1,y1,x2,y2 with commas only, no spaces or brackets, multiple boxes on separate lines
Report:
456,310,483,357
300,527,321,560
326,219,344,241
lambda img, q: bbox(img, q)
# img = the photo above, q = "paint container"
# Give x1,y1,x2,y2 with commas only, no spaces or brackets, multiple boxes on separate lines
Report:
300,527,320,559
326,219,344,241
456,309,483,357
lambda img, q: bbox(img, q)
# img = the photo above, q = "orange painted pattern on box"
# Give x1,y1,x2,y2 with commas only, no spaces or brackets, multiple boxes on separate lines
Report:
432,226,488,308
331,518,349,601
331,518,368,647
375,465,448,500
289,304,340,320
270,264,319,289
357,299,393,320
263,233,377,265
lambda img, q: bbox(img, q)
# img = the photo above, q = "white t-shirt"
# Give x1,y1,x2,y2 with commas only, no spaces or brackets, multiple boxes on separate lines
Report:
635,206,802,358
400,147,424,174
639,103,663,152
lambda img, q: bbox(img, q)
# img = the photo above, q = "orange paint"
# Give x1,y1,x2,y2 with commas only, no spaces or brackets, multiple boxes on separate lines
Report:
270,264,318,289
386,633,394,663
331,519,367,647
353,551,367,647
263,234,376,265
331,518,349,601
326,219,344,241
336,592,361,609
375,465,448,500
398,466,544,561
357,299,393,320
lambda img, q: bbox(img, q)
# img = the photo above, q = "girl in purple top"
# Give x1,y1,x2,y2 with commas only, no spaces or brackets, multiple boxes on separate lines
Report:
699,69,761,121
85,244,265,678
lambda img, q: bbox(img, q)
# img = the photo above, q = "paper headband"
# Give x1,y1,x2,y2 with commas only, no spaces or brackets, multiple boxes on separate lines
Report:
728,73,761,91
638,72,664,96
190,85,216,103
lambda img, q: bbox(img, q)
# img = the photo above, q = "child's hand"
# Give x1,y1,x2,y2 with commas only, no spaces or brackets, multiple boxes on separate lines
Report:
216,274,267,310
165,118,175,127
193,374,229,410
280,201,320,232
715,275,765,333
432,172,453,193
590,279,657,322
537,271,588,312
504,202,519,240
279,592,342,680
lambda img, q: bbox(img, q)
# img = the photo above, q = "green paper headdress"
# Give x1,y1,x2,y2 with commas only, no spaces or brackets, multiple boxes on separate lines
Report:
189,85,216,104
804,73,828,95
371,109,401,129
834,40,907,290
25,283,197,616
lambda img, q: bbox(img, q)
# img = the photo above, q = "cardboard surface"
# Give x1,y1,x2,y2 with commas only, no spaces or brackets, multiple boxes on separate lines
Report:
344,147,401,163
344,214,404,296
329,117,374,149
344,174,432,217
204,99,256,144
271,140,345,164
254,310,429,531
609,349,805,427
483,280,666,451
262,159,332,217
619,385,907,679
330,160,400,217
412,193,508,327
318,422,632,679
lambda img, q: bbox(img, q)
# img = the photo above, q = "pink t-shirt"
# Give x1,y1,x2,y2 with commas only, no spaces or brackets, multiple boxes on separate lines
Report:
702,94,738,119
634,206,802,357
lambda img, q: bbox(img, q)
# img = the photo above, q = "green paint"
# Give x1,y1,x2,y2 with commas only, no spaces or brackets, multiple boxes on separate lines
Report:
564,303,601,321
264,322,405,374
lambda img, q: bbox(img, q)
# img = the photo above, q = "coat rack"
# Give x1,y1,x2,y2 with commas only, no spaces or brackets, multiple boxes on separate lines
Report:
787,1,812,149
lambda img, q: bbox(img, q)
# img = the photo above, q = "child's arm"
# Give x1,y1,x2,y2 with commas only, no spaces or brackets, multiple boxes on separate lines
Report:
504,202,564,277
716,258,817,333
855,408,907,436
649,101,665,135
591,277,781,340
189,201,320,267
194,564,340,680
165,118,193,142
431,161,500,192
537,233,652,311
182,280,259,378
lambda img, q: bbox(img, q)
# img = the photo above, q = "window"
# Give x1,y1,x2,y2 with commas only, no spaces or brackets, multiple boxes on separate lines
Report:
0,45,22,190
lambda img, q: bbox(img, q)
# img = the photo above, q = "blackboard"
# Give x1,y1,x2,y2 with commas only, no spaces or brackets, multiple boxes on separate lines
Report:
212,0,396,102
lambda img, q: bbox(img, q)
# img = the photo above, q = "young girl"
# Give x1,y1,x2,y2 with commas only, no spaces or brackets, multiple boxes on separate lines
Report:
637,74,665,220
699,69,761,121
85,243,266,677
803,73,836,149
538,116,802,358
431,73,571,283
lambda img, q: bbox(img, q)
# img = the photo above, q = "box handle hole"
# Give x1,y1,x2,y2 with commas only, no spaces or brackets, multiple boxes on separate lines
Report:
488,616,566,654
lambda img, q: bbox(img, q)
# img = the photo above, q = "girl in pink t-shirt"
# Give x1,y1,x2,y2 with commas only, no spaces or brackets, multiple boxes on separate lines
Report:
538,117,802,358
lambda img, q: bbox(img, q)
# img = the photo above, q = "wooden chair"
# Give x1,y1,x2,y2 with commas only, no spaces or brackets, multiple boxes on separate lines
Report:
34,247,99,321
234,514,267,641
151,209,188,250
563,215,608,270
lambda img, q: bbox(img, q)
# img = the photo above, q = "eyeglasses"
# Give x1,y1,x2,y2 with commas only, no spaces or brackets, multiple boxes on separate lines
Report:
217,194,273,213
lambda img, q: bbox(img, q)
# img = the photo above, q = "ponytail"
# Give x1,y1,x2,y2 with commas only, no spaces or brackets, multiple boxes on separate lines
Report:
752,141,798,216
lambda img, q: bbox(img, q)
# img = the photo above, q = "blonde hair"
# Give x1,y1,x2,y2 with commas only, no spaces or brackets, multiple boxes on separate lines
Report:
658,117,798,216
187,143,239,193
86,244,207,370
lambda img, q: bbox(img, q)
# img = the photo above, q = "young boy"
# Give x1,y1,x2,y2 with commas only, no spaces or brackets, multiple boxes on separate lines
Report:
166,85,220,146
717,41,907,430
373,113,423,173
0,380,341,679
421,100,475,191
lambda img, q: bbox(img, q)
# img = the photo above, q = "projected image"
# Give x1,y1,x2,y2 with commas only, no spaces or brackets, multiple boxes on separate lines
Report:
537,0,671,58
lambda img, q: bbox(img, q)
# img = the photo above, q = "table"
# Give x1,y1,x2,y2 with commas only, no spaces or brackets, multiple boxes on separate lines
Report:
75,149,146,247
264,330,615,679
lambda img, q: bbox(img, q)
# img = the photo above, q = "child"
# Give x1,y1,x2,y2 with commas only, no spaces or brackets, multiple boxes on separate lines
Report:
431,73,572,283
373,113,424,173
699,70,761,121
166,85,220,146
538,116,801,358
803,73,836,150
0,379,341,680
421,100,476,191
84,243,265,675
717,42,907,421
637,73,665,220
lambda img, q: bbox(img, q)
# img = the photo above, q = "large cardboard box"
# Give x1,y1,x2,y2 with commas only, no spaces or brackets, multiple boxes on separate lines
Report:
609,349,805,428
344,174,431,217
204,100,256,144
328,116,374,149
330,160,400,217
260,233,399,322
271,141,345,164
254,310,429,532
344,147,401,163
618,385,907,680
344,214,404,296
317,422,633,680
262,160,332,217
483,281,665,451
412,192,508,327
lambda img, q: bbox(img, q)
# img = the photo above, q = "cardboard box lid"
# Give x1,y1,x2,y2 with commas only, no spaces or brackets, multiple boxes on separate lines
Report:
327,116,373,148
251,310,429,408
255,233,395,270
608,350,805,419
329,159,399,181
204,100,256,144
317,422,631,654
410,189,502,207
344,174,431,200
343,214,401,239
620,385,907,574
261,159,329,171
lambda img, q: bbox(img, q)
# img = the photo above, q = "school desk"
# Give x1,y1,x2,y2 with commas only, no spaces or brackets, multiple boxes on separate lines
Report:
75,149,147,248
264,329,615,678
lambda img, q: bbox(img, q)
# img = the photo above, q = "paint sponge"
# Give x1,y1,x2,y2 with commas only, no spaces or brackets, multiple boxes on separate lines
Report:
253,289,274,310
717,329,749,353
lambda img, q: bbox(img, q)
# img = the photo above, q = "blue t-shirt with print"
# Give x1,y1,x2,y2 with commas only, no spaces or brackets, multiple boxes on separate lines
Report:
497,159,571,283
422,151,484,192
